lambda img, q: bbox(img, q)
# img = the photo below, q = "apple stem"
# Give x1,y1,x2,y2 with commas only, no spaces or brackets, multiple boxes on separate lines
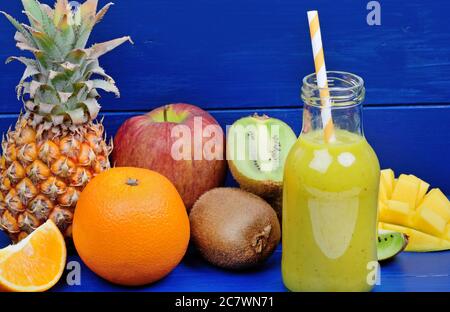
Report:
163,105,169,122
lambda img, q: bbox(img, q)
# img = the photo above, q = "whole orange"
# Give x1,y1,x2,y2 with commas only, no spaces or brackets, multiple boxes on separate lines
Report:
72,167,190,286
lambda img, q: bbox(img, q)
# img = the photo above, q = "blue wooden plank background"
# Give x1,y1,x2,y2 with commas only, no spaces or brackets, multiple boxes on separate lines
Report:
0,0,449,292
1,0,450,111
0,105,448,191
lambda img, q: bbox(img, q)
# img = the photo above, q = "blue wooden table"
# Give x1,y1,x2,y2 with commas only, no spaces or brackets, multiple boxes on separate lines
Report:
0,231,449,292
0,0,449,292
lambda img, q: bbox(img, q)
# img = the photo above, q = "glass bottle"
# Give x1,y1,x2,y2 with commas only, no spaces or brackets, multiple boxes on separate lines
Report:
282,71,380,292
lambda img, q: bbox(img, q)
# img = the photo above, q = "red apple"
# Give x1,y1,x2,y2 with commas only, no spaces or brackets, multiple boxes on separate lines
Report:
113,103,227,211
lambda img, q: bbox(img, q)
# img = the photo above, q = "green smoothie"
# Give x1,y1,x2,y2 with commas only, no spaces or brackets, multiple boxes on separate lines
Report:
282,129,380,292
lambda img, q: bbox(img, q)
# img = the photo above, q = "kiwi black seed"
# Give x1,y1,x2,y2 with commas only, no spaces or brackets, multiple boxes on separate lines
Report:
189,188,281,270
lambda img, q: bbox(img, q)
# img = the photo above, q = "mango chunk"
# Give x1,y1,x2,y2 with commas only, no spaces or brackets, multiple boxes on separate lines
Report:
378,170,450,252
415,207,447,237
391,174,419,210
379,181,388,203
380,200,413,226
417,181,430,206
417,189,450,222
378,200,387,211
445,225,450,241
407,175,430,206
380,169,395,197
380,222,450,252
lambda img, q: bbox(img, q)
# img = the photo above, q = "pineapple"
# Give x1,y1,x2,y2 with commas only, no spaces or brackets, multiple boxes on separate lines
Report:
378,169,450,252
0,0,131,242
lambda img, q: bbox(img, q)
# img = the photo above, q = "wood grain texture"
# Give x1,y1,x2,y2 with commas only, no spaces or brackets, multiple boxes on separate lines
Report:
40,249,450,292
0,0,450,112
0,230,448,292
0,105,448,192
97,105,450,195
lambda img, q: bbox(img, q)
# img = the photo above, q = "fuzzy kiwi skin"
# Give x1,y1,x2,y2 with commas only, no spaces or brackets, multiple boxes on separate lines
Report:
189,188,281,270
265,190,282,221
228,160,283,220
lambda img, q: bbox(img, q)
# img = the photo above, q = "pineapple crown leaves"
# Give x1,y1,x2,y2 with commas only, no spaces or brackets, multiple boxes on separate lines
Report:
1,0,133,125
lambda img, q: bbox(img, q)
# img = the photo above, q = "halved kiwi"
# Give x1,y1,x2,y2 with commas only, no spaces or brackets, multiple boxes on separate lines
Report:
377,230,409,261
226,114,297,218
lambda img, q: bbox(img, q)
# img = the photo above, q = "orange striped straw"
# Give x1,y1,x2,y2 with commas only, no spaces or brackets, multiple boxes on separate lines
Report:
307,10,336,143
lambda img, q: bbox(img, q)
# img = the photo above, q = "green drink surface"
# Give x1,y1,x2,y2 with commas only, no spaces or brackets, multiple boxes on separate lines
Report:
282,129,380,292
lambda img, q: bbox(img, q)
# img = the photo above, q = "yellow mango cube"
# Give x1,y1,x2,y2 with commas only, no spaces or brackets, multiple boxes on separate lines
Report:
380,200,411,225
378,201,387,220
379,181,388,203
407,175,429,206
417,181,430,206
391,174,419,210
414,207,447,237
445,224,450,241
378,200,388,217
417,189,450,222
380,169,395,198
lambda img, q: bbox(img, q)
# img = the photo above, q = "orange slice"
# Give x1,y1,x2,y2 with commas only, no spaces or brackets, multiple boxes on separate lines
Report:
0,220,66,292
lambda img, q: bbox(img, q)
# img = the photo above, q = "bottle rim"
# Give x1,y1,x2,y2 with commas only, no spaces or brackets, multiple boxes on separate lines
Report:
302,71,364,92
301,71,365,109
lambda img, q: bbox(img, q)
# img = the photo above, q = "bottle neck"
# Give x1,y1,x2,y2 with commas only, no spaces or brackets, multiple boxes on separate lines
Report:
301,102,364,137
301,71,366,138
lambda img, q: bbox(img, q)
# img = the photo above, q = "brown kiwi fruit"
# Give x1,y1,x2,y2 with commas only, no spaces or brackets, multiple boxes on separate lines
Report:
189,188,281,270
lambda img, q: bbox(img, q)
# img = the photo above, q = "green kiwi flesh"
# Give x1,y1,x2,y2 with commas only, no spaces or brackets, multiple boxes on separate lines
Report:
377,230,409,261
226,114,297,217
189,188,281,270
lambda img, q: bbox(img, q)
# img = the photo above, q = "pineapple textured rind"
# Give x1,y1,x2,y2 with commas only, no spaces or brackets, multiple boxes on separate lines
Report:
0,117,112,242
